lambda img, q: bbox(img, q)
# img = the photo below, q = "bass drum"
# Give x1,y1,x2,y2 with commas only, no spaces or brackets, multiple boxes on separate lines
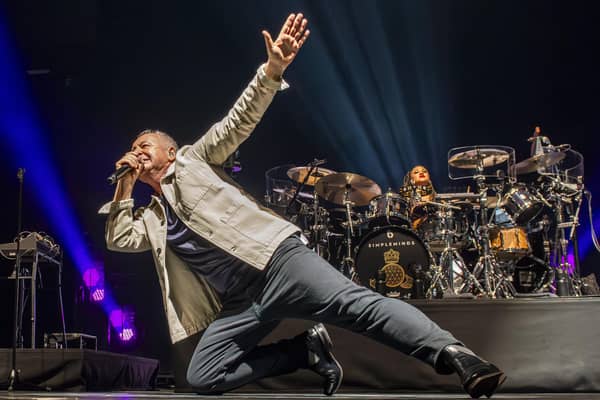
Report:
354,226,431,299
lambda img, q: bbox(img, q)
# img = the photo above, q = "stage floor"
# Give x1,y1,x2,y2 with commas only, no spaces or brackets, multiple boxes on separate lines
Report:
2,391,600,400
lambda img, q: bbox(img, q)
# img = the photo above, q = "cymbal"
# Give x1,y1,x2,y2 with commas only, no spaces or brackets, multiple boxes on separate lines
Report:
513,151,566,174
448,148,510,169
287,166,336,186
315,172,382,206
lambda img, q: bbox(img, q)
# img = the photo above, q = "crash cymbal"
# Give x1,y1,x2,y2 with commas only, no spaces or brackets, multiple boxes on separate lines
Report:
513,151,566,174
315,172,382,206
287,166,336,186
448,148,510,169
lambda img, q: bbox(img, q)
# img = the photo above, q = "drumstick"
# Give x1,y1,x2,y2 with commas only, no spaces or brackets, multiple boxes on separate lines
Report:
422,200,461,210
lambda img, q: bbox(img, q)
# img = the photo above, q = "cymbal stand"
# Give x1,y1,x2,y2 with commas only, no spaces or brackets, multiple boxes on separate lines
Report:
434,204,484,297
535,214,556,293
285,162,318,216
310,191,329,258
424,205,453,297
471,159,516,298
285,161,329,256
549,177,583,296
341,184,357,279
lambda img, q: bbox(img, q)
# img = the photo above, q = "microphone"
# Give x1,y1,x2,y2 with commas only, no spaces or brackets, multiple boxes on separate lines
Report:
107,165,132,185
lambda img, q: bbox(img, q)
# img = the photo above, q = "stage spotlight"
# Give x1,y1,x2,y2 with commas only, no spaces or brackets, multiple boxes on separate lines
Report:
91,288,105,303
119,328,135,342
109,308,136,345
83,265,102,287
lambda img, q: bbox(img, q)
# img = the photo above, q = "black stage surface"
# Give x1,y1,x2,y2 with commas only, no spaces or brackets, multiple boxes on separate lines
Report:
2,391,600,400
178,297,600,393
2,297,599,395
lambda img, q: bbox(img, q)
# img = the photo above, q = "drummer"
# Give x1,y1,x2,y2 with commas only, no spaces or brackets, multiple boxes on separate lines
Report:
399,165,437,229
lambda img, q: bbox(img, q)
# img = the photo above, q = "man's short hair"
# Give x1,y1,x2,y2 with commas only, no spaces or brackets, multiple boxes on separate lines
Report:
136,129,179,151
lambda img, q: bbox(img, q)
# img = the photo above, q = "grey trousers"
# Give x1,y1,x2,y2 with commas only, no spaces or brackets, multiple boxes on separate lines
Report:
186,236,459,392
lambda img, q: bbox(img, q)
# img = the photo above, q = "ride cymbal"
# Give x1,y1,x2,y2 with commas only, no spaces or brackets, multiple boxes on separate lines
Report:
448,148,510,169
315,172,382,206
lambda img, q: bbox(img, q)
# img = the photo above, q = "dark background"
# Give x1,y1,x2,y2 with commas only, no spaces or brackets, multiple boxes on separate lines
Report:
1,0,599,373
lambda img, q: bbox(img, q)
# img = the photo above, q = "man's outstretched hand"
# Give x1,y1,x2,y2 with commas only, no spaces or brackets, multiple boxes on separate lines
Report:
262,13,310,80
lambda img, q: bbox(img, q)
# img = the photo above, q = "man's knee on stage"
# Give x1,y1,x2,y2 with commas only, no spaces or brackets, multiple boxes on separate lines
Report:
185,359,224,393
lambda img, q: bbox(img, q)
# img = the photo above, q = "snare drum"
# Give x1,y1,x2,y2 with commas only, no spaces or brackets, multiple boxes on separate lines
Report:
366,191,411,228
489,226,530,261
503,184,543,225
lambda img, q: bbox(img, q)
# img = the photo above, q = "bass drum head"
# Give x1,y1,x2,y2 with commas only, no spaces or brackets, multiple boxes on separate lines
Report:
355,226,431,298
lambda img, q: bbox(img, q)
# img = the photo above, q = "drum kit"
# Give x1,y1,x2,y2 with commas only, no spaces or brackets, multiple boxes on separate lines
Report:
264,132,586,299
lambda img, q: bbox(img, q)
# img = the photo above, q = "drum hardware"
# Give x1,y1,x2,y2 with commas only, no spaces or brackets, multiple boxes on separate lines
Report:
548,182,584,296
282,161,334,258
422,201,484,297
272,187,313,201
449,146,517,298
340,186,359,278
285,161,333,216
525,136,584,296
435,192,481,200
312,172,382,278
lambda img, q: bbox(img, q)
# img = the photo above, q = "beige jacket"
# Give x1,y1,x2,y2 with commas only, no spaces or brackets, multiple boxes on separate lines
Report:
100,65,300,343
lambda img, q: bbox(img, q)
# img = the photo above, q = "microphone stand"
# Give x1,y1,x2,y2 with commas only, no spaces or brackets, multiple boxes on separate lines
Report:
8,168,24,390
6,169,45,391
284,159,323,216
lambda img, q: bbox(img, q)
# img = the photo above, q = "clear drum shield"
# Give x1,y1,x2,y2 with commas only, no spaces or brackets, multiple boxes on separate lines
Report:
447,145,516,182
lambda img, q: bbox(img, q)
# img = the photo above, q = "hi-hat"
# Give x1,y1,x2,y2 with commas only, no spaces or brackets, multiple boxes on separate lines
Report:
448,148,510,169
513,151,566,174
287,166,336,186
315,172,382,206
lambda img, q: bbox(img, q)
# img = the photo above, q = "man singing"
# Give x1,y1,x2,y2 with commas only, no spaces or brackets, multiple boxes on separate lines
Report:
100,13,505,398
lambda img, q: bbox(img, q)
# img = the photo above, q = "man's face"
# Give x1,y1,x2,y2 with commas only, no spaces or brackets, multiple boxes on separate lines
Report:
130,133,174,183
410,165,430,186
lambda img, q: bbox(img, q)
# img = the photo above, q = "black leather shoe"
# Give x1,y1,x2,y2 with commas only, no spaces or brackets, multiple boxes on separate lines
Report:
306,323,343,396
442,345,506,398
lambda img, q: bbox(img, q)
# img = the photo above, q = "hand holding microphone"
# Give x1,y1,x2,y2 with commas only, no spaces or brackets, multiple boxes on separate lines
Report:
108,152,144,185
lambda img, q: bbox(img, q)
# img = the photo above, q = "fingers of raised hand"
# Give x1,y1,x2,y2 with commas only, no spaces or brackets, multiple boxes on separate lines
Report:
290,14,307,40
279,13,296,37
297,29,310,49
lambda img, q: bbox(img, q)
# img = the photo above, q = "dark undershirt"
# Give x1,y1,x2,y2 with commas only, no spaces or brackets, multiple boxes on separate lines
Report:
161,196,261,297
